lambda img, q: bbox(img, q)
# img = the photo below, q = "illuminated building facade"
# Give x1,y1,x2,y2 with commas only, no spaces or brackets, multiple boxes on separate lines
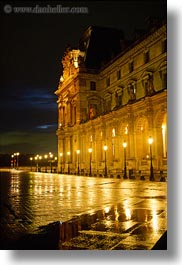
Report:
55,22,167,177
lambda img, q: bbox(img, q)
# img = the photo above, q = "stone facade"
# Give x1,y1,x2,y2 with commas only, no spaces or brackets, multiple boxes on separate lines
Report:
55,23,167,178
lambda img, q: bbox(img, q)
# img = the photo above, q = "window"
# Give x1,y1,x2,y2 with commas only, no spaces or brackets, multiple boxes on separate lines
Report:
162,123,167,158
90,81,96,91
129,61,134,73
106,77,110,87
144,51,150,64
117,69,121,80
124,125,128,135
112,128,116,137
162,39,167,53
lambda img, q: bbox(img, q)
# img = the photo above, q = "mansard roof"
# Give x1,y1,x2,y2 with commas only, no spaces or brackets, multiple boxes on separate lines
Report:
79,26,126,70
78,19,166,71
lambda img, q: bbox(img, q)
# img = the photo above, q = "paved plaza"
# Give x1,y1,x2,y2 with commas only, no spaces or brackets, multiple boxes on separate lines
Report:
0,170,167,250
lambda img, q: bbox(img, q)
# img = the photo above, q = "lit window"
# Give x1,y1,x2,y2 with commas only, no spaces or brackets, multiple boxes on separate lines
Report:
125,125,128,135
162,123,167,158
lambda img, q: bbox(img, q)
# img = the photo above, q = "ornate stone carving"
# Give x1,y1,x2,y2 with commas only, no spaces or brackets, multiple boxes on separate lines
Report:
61,48,85,81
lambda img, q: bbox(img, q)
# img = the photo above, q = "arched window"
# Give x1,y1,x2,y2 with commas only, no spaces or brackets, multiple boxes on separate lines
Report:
112,128,116,157
162,115,167,158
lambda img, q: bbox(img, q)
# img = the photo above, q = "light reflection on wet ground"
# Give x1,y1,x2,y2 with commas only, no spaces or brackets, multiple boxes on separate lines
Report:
0,171,167,249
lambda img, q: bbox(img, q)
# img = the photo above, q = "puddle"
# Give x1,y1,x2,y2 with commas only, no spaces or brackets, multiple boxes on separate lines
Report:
58,203,166,250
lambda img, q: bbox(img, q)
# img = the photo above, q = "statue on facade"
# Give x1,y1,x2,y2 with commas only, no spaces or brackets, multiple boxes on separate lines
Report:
147,75,155,96
89,104,97,119
128,83,136,103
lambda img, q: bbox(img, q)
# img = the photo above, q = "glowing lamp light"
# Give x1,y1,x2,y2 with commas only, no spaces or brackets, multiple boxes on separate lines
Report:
123,141,127,148
103,145,108,151
148,136,153,145
88,148,92,153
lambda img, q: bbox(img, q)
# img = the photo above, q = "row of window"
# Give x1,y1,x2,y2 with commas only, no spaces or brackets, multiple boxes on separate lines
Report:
89,72,166,94
88,39,167,90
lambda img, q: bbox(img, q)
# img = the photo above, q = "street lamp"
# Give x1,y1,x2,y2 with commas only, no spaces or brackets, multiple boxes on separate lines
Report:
54,157,58,173
148,136,154,181
44,154,48,172
14,152,20,169
67,151,70,174
30,157,33,171
88,148,92,176
34,156,38,172
76,150,80,175
60,153,63,173
11,155,14,168
49,153,53,173
103,145,108,177
122,141,127,179
39,156,42,172
16,152,20,169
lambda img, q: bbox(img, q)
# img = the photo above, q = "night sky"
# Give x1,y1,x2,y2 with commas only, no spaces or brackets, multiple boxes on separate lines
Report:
0,1,166,155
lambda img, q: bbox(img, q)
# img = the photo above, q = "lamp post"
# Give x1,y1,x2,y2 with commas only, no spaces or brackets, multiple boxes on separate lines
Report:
38,156,42,172
67,151,70,174
54,157,58,173
34,156,38,172
103,145,108,177
148,136,154,181
16,152,19,169
122,141,127,179
60,153,63,174
30,157,33,171
49,153,53,173
88,148,92,176
14,152,20,169
11,155,14,168
44,154,48,172
76,150,80,175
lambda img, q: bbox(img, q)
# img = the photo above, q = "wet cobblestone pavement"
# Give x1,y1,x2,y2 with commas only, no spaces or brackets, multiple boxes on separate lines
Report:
0,170,167,250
